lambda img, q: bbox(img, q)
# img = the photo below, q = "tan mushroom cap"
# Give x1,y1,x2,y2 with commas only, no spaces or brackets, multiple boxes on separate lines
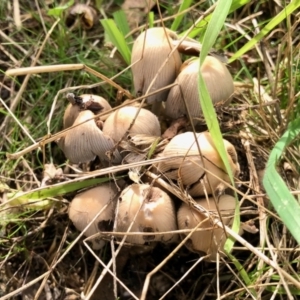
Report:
177,194,237,260
63,94,112,129
66,4,98,30
116,184,177,245
68,183,118,249
165,56,234,124
131,27,182,104
59,110,121,164
102,106,161,143
156,131,239,197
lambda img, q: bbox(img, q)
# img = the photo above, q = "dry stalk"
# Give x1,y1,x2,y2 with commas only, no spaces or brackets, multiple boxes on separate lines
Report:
159,256,206,299
240,128,267,270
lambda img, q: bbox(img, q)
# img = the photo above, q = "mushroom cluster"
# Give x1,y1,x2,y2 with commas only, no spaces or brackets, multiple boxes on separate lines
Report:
64,27,241,259
165,56,234,124
156,131,240,197
130,27,234,121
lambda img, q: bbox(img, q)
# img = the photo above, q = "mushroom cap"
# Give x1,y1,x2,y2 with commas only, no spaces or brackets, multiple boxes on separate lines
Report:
131,27,182,104
64,103,81,129
59,110,121,164
68,183,118,249
165,56,234,123
102,106,161,143
177,194,236,260
156,131,239,196
116,184,177,245
63,94,112,129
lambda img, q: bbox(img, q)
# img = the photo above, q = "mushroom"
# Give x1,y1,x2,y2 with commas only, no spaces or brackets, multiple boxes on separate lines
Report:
177,194,237,260
68,183,118,249
59,110,122,164
165,56,234,124
156,131,239,197
63,93,112,129
66,4,98,30
131,27,182,105
116,184,177,245
102,106,161,143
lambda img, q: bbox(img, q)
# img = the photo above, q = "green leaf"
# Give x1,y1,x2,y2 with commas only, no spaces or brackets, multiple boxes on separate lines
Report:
229,0,300,62
197,0,240,254
113,10,133,48
101,19,132,65
148,12,155,28
6,177,112,209
171,0,193,31
227,253,256,297
47,0,74,17
263,118,300,244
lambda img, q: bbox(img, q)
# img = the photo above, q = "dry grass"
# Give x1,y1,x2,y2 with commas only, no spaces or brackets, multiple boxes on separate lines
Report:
0,0,300,300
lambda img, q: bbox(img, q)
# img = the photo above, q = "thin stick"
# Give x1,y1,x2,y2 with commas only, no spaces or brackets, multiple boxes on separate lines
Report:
159,256,206,300
5,64,132,99
5,64,84,76
13,0,21,30
0,97,35,143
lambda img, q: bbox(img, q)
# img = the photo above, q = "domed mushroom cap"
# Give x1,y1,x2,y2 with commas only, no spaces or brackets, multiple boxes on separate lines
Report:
59,110,121,164
177,194,237,260
165,56,234,124
68,183,118,249
131,27,182,104
63,94,112,129
156,131,239,197
102,106,161,143
116,184,177,245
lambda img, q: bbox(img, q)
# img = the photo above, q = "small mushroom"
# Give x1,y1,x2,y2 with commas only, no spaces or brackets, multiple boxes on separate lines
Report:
68,183,118,249
165,56,234,124
177,194,237,260
116,184,177,245
66,4,98,30
59,110,121,164
63,93,112,129
131,27,182,105
102,106,161,143
156,131,239,197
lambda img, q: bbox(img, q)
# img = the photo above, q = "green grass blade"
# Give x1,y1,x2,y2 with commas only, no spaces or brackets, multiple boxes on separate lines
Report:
183,0,250,39
100,19,131,65
263,118,300,244
47,0,74,17
148,11,154,28
171,0,193,31
6,177,112,207
197,0,240,254
113,10,133,48
227,253,256,296
229,0,300,62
